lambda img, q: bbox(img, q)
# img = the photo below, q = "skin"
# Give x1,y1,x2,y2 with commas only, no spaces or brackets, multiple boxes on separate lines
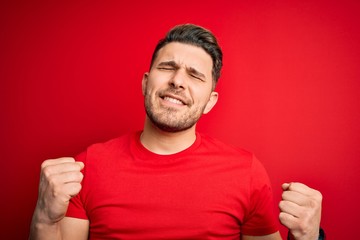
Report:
29,42,322,240
29,157,89,240
141,42,218,154
279,183,322,240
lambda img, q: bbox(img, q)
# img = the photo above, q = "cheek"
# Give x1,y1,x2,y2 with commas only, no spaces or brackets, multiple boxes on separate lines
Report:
149,72,169,83
144,78,156,93
191,87,213,105
146,75,165,91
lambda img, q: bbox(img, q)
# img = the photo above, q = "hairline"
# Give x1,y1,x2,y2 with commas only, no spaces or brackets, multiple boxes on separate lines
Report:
150,41,217,89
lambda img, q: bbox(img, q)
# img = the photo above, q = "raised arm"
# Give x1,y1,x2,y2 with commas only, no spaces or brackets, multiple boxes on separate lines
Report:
29,157,89,240
279,182,323,240
243,182,323,240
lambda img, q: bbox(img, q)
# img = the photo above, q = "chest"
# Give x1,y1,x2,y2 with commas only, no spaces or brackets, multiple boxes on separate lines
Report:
83,159,251,239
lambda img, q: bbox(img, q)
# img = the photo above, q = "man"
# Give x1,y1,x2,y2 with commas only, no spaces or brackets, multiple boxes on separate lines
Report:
30,24,323,239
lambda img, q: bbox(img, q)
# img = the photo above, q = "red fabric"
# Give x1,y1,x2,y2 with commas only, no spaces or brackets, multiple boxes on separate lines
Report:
66,131,279,239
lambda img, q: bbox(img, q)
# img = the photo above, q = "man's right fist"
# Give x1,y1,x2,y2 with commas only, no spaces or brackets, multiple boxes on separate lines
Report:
36,157,84,224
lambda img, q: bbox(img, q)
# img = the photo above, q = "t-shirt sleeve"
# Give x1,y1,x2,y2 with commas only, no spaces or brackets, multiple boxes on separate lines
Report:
241,155,279,236
65,151,88,220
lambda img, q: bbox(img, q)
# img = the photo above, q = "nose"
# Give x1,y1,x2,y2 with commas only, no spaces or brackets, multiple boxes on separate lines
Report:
169,69,187,89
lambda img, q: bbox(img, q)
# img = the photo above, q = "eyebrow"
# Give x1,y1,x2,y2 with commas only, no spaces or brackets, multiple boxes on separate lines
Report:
188,67,206,80
157,61,179,69
157,61,206,80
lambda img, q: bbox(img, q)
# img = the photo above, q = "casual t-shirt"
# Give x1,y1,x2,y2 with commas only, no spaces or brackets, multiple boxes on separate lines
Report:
66,131,279,239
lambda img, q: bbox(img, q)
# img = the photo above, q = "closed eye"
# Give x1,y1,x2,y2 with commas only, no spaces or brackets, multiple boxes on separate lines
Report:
158,67,175,71
190,74,204,81
188,67,206,82
157,61,179,71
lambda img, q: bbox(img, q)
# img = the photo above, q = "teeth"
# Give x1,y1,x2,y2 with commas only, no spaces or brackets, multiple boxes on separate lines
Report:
164,97,183,105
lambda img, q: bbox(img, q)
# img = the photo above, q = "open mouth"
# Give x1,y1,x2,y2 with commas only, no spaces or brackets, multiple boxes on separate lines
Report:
159,92,188,106
162,96,185,105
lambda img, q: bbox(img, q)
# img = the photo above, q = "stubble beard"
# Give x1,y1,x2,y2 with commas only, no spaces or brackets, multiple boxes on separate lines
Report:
144,90,205,133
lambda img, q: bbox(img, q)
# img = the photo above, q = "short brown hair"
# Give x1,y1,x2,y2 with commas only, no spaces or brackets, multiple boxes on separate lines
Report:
150,24,223,86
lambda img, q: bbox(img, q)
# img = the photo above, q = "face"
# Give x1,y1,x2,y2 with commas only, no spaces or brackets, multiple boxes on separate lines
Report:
142,42,218,132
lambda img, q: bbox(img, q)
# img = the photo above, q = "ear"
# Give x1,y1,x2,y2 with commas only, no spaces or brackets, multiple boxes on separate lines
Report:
142,73,149,96
203,91,219,114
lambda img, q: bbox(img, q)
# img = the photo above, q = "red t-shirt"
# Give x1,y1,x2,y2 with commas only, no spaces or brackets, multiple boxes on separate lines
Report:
66,132,279,239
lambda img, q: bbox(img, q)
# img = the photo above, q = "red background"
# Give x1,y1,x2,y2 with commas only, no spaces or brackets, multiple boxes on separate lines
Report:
1,1,359,239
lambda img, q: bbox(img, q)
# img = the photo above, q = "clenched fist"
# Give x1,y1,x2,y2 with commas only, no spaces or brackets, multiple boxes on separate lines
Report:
279,182,323,240
35,157,84,224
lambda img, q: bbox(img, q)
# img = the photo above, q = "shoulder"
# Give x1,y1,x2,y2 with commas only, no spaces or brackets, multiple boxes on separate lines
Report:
74,131,139,163
195,132,259,171
87,131,137,153
198,132,253,159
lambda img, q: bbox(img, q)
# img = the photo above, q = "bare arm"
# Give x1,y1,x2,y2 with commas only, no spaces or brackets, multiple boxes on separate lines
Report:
279,182,323,240
242,183,323,240
29,158,89,240
30,216,89,240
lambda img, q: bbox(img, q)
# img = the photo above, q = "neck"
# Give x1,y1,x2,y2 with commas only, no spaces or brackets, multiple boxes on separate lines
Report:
141,117,197,155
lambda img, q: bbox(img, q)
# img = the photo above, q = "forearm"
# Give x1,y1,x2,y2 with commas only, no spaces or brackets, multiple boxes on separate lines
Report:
287,228,326,240
29,210,62,240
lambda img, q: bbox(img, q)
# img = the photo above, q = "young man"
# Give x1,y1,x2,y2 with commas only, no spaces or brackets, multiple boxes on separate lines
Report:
30,24,323,239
